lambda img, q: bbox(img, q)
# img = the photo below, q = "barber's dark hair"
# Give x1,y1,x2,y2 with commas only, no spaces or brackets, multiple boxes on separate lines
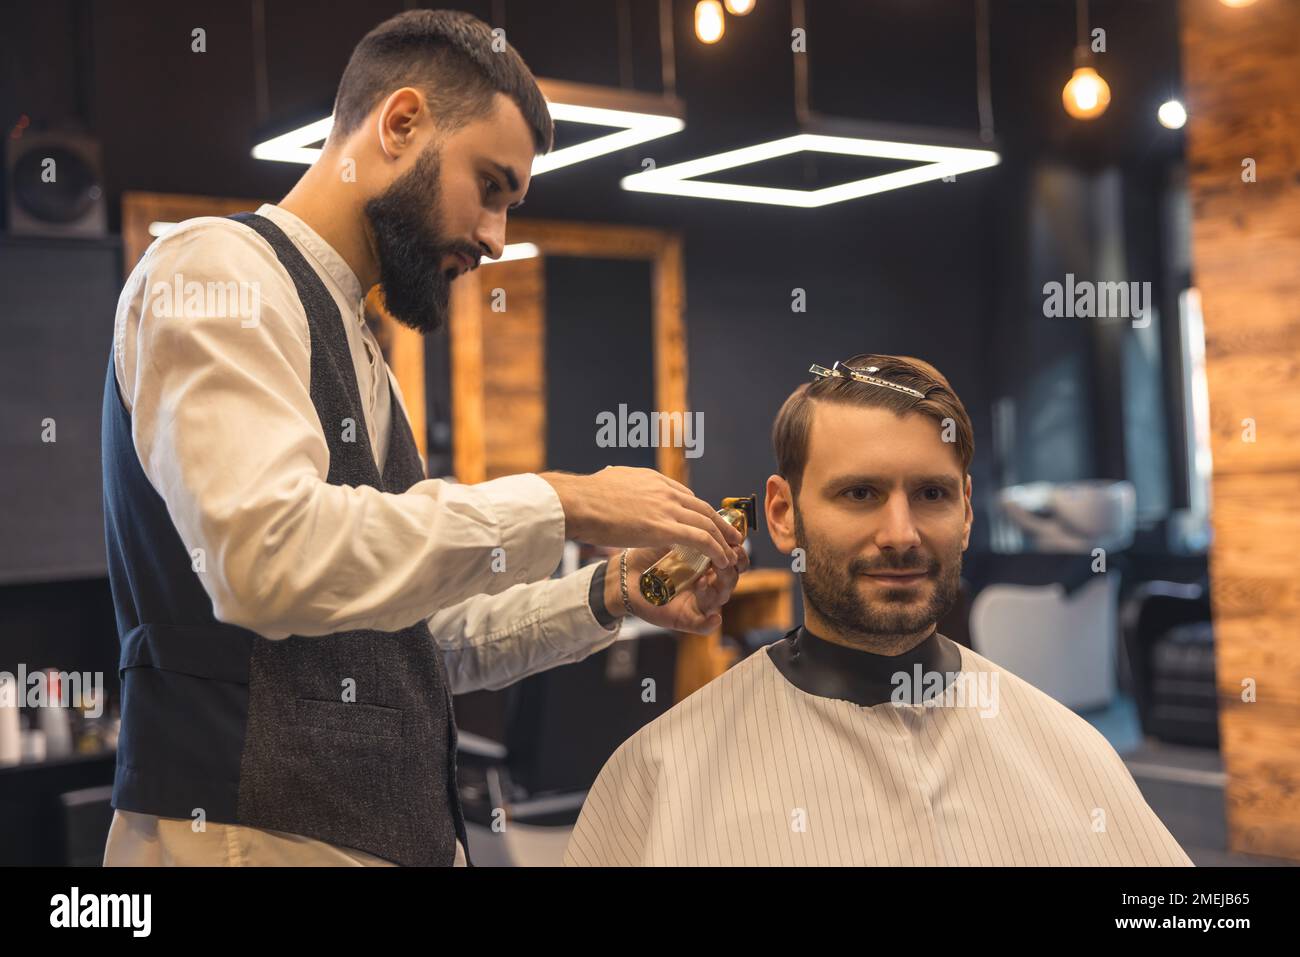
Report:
330,9,553,153
772,353,974,497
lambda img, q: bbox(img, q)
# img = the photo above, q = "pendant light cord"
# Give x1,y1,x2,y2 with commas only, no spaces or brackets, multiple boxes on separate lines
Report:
617,0,634,88
976,0,995,142
659,0,677,97
251,0,270,127
791,0,811,125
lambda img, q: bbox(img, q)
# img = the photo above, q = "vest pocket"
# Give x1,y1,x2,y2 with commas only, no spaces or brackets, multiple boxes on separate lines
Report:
293,698,404,739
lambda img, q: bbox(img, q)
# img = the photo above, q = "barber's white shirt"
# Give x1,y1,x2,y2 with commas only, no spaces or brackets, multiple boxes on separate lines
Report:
105,203,621,866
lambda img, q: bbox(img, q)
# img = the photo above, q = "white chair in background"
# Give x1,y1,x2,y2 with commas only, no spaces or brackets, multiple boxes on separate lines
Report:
969,573,1120,712
465,800,580,867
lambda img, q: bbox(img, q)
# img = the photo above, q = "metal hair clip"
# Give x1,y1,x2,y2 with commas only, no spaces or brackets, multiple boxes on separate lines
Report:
808,361,927,399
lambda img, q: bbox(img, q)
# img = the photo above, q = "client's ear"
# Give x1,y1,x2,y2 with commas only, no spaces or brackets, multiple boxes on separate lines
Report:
961,473,973,551
765,474,797,554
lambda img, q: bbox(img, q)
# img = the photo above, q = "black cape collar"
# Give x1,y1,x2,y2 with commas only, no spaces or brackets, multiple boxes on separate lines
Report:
766,623,964,708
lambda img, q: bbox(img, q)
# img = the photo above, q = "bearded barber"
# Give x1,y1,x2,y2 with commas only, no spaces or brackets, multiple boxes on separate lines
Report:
100,9,747,867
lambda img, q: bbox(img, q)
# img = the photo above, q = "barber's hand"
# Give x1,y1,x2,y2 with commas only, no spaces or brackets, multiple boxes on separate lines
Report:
540,467,742,570
605,543,751,634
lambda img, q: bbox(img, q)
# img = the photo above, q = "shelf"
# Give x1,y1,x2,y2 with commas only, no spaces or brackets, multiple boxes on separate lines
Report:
0,746,116,776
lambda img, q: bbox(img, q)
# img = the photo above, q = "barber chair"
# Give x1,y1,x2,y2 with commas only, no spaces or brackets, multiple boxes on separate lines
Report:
1119,578,1218,748
457,623,679,865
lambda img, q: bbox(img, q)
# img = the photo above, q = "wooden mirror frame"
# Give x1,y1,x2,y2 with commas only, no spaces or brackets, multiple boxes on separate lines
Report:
448,218,688,487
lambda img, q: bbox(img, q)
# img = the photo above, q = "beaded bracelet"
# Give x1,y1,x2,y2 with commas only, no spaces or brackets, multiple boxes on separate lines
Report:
619,549,635,615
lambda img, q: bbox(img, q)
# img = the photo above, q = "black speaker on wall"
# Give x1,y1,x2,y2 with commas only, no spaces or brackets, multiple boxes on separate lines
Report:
5,130,107,238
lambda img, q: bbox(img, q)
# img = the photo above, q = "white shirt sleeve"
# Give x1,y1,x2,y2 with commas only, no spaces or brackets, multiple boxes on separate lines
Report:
431,562,622,695
116,219,566,641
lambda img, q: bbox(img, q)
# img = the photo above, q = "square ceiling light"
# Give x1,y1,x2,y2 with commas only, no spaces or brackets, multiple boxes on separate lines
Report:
620,131,1000,207
252,79,684,174
532,79,684,175
251,116,334,166
481,242,539,265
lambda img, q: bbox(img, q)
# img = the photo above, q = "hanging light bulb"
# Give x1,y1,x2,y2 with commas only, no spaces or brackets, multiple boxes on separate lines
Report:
1063,65,1111,119
725,0,755,14
1158,99,1187,129
695,0,725,43
1062,0,1109,120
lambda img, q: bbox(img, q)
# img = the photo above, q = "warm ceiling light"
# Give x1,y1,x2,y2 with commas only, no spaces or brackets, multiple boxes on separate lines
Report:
1063,66,1111,120
725,0,755,14
253,81,684,173
1063,1,1110,121
1218,0,1257,7
695,0,725,43
621,133,1000,207
1157,100,1187,129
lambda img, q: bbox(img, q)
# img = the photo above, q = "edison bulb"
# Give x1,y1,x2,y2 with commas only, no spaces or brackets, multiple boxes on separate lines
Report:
695,0,725,43
1063,66,1111,120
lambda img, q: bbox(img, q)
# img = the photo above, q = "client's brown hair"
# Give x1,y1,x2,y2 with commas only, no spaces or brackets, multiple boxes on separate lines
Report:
772,354,974,497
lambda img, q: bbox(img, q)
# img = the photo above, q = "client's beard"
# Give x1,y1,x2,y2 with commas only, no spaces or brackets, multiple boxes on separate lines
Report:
793,502,962,650
363,144,481,334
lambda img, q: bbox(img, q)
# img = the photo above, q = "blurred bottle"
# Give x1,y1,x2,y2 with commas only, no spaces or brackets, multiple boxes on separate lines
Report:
37,669,72,759
0,674,20,766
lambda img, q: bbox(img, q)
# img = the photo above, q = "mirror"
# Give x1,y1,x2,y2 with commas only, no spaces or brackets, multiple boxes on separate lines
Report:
447,219,689,487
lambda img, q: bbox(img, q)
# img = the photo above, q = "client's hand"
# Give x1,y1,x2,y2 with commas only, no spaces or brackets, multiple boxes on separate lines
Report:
604,544,751,635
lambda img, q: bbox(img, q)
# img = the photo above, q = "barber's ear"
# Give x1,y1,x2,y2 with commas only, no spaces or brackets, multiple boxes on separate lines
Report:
765,474,797,554
376,87,424,159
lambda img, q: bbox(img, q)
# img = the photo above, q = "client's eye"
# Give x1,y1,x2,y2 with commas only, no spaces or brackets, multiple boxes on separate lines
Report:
921,487,947,502
843,486,873,502
483,177,501,199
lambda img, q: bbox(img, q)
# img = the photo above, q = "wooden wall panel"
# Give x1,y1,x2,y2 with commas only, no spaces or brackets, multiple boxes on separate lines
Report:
1182,0,1300,861
479,257,547,480
120,191,265,273
448,257,547,483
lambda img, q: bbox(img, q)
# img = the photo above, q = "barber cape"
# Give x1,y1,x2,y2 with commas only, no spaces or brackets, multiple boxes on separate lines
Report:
565,627,1191,866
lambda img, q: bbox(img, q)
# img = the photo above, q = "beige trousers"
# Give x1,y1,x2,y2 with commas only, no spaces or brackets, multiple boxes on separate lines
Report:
103,809,467,867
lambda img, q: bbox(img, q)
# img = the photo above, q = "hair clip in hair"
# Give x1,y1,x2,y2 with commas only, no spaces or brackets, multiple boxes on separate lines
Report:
808,361,926,399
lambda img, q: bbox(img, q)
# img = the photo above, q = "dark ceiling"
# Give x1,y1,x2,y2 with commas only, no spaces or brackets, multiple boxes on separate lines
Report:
4,0,1184,232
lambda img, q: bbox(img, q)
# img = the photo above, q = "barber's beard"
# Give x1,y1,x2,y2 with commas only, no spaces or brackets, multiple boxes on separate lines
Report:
363,145,480,334
793,502,962,650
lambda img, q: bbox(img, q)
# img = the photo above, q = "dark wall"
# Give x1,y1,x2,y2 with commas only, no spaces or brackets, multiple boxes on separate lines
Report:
0,237,120,582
